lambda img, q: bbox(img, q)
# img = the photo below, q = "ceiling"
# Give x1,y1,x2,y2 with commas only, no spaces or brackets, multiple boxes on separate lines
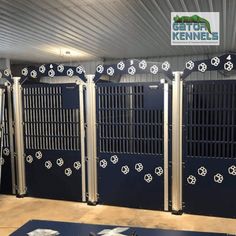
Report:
0,0,235,63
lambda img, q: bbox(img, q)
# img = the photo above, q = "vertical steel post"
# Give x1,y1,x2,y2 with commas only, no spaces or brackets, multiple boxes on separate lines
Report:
78,82,86,202
163,81,169,211
6,83,16,194
86,75,97,204
13,77,26,197
0,88,5,189
172,72,183,214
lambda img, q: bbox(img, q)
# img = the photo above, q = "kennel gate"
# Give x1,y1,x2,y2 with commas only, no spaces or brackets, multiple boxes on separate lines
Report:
15,64,86,201
181,54,236,218
91,60,173,210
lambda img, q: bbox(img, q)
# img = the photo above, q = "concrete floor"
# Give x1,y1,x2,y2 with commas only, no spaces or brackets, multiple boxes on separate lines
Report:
0,195,236,236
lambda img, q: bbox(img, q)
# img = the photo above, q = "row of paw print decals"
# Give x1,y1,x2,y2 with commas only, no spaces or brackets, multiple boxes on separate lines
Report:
0,148,11,166
99,155,164,184
25,151,81,177
95,59,171,77
187,165,236,185
21,63,86,80
183,54,236,79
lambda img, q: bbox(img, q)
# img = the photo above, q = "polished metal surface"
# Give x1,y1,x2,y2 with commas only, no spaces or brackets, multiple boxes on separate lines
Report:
86,75,98,204
171,72,183,213
13,77,26,196
164,82,169,211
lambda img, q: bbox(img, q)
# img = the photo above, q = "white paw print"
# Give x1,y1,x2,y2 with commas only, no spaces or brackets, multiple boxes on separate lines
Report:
224,61,233,71
214,173,224,184
48,69,55,77
128,66,136,75
110,155,118,164
4,69,10,76
228,165,236,176
65,168,72,176
67,68,74,77
197,166,207,177
121,165,129,175
35,151,42,159
26,155,33,164
96,65,104,74
76,66,84,74
211,57,220,66
117,61,125,70
73,161,81,170
45,161,52,169
57,64,64,72
186,60,194,70
107,67,114,76
198,63,207,72
135,163,143,172
3,148,10,156
150,65,158,74
30,70,37,78
139,60,147,70
56,158,64,167
22,68,28,76
161,61,170,71
100,159,107,168
39,65,46,73
144,173,153,183
155,166,164,176
187,175,196,185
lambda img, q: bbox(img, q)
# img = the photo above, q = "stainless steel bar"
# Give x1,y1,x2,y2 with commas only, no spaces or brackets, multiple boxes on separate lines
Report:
13,77,26,196
79,83,86,202
86,75,98,204
172,72,183,213
164,82,169,211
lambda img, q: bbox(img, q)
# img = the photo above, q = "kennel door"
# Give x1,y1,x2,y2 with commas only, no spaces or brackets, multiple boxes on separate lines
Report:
22,83,85,201
96,82,170,210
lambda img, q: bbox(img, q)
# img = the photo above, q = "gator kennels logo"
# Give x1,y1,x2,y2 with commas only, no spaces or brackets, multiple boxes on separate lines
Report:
171,12,219,45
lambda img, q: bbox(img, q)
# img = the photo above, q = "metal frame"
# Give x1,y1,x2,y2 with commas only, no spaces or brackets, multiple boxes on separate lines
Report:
163,81,169,211
13,77,26,196
171,72,183,214
78,82,86,202
86,75,98,204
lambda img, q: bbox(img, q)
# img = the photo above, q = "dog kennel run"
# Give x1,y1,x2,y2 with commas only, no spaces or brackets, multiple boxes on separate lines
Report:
0,53,236,219
13,64,87,202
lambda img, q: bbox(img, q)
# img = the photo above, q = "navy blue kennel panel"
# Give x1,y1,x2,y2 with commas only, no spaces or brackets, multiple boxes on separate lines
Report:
0,101,13,194
183,80,236,218
96,82,168,210
22,83,82,201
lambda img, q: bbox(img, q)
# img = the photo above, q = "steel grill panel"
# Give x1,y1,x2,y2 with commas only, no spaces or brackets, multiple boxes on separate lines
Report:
22,83,83,202
23,85,80,151
186,82,236,159
97,82,166,210
98,85,163,155
183,80,236,218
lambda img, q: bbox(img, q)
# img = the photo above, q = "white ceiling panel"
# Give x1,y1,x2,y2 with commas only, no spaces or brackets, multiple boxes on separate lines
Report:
0,0,235,63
